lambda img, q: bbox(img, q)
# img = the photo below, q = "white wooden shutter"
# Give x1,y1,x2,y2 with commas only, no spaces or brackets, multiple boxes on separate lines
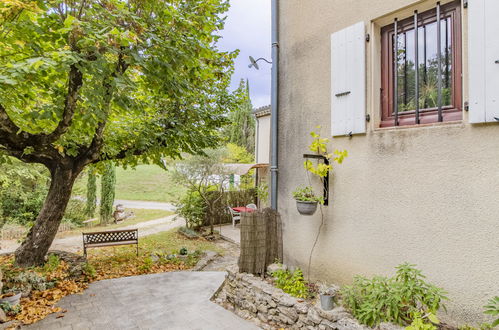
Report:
331,22,366,136
469,0,499,123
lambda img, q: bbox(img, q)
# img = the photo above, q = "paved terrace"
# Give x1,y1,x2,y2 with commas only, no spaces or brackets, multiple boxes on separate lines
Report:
26,272,258,330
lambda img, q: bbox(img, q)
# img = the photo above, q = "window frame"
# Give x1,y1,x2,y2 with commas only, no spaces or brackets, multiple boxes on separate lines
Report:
380,0,463,128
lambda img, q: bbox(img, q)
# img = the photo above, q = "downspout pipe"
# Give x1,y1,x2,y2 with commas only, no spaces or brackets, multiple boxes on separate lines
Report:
270,0,279,210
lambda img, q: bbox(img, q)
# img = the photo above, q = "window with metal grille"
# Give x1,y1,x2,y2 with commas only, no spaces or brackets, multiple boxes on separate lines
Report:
380,1,462,127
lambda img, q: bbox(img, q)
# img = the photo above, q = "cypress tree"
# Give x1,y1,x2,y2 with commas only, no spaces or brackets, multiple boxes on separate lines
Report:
100,162,116,224
85,169,97,217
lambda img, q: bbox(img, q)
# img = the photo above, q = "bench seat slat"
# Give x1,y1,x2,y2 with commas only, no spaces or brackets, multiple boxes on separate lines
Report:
85,240,137,248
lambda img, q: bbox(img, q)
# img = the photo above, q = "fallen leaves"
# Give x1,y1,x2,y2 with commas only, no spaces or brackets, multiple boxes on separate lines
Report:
14,278,87,325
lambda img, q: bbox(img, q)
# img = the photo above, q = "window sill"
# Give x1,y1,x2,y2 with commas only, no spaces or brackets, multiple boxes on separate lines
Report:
374,119,464,132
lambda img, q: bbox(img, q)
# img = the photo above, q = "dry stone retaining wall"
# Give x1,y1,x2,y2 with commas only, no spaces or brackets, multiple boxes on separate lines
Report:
214,266,400,330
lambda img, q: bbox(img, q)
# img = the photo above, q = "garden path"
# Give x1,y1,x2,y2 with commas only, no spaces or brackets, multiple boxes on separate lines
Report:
24,272,259,330
114,200,176,211
1,215,184,254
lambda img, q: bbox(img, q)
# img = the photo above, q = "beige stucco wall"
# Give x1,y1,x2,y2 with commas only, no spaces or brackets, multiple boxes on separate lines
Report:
256,114,271,164
277,0,499,326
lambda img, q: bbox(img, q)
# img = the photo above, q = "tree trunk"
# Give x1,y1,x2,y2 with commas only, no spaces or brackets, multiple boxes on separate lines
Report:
14,165,80,267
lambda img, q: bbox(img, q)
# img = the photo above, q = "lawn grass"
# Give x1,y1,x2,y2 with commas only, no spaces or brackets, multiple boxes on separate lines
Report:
86,229,225,280
73,164,186,203
58,208,173,237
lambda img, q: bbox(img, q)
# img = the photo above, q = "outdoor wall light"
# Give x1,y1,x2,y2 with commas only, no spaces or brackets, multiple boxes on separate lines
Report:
248,56,272,70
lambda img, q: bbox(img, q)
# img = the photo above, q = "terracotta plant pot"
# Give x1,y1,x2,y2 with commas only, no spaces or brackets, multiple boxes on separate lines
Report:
296,200,318,215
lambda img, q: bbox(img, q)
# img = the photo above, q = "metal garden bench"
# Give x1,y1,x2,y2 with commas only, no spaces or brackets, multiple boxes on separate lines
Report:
82,228,138,257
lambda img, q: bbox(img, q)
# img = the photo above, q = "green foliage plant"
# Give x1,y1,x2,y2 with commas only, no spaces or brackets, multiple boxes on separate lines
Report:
341,263,447,327
292,186,324,204
81,263,97,279
271,267,310,299
100,162,116,224
484,296,499,328
303,127,348,178
176,189,206,230
42,255,61,273
405,312,439,330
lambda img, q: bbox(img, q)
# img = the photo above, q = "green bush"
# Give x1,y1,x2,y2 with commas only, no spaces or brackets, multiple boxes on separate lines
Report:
341,263,447,327
176,190,206,230
271,267,310,299
62,199,88,227
0,162,48,226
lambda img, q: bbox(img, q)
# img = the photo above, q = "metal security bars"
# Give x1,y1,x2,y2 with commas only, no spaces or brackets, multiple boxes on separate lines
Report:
414,10,420,124
394,18,399,126
392,2,445,125
436,2,443,122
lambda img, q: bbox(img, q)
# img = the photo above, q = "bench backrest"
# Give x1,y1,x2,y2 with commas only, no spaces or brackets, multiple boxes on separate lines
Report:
83,229,138,245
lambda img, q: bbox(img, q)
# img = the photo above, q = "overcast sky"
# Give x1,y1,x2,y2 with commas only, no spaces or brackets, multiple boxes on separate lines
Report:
218,0,271,108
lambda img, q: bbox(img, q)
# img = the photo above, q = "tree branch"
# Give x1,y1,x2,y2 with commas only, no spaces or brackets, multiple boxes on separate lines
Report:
79,50,129,164
0,102,32,150
35,64,83,145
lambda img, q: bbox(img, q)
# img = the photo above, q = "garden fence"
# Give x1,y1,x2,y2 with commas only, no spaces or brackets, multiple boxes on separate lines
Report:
238,208,283,275
204,189,256,227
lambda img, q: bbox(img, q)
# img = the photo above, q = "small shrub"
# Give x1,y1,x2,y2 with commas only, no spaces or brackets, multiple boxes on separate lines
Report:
81,263,97,279
0,301,21,315
179,247,188,255
139,257,154,271
62,199,88,227
341,263,447,327
406,312,439,330
176,190,206,230
42,255,61,273
271,267,310,299
484,296,499,328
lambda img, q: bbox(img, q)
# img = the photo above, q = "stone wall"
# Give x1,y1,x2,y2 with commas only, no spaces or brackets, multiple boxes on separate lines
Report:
214,266,399,330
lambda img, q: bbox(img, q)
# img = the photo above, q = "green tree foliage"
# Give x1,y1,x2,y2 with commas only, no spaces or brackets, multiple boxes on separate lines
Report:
0,0,237,266
226,79,255,154
0,159,49,227
99,162,116,224
85,169,97,217
223,143,254,164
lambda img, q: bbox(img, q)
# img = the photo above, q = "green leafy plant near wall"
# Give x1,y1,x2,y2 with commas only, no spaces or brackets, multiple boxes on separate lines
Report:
303,128,348,178
341,263,447,327
292,186,324,203
271,267,310,299
484,296,499,328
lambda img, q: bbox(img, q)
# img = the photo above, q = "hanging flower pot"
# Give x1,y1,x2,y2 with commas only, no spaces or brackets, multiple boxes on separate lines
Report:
292,186,323,216
296,200,318,215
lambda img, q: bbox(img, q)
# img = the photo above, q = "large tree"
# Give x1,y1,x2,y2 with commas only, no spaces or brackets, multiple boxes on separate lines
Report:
0,0,236,266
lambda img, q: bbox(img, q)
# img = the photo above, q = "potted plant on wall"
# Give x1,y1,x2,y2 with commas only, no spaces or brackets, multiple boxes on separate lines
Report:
292,126,348,215
292,186,323,215
318,282,339,311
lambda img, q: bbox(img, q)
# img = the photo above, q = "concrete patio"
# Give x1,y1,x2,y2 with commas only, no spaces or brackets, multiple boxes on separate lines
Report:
219,224,240,245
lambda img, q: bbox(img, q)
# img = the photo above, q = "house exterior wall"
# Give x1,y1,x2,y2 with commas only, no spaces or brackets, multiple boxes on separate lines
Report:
277,0,499,326
256,114,271,164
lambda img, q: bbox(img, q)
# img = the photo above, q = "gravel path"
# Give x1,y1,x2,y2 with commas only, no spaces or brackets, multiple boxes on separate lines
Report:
114,200,176,211
1,215,184,254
